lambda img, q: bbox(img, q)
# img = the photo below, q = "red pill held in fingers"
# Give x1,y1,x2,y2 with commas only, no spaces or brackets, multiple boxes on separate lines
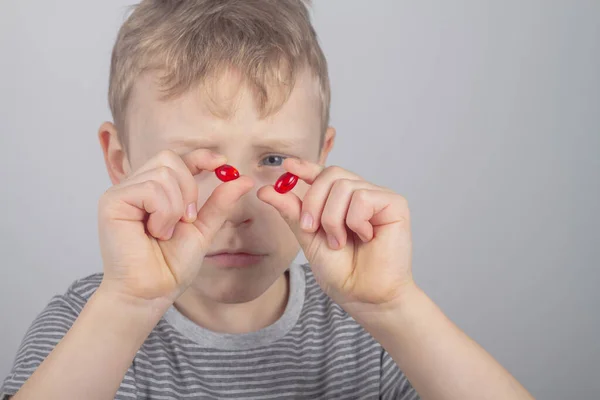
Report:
215,164,240,182
274,172,298,194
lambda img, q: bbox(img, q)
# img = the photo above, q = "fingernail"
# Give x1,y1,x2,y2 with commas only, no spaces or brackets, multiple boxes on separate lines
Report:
327,234,339,250
300,212,313,231
186,203,197,221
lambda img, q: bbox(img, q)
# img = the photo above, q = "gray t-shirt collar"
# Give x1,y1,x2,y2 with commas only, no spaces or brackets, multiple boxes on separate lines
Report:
163,263,306,350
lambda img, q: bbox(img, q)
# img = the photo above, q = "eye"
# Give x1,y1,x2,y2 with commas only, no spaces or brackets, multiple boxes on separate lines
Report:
260,155,286,167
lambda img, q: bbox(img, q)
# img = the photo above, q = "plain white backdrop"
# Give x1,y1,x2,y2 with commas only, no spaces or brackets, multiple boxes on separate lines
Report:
1,1,599,398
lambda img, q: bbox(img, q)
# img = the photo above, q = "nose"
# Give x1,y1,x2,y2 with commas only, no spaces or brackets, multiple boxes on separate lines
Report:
222,197,253,227
220,172,260,228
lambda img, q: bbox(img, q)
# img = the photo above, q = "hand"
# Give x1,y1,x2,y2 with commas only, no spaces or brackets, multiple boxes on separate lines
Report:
258,158,415,315
98,149,254,303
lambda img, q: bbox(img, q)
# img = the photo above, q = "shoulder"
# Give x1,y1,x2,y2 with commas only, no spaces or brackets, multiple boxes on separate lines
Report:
18,272,104,327
30,272,104,317
10,270,103,340
0,273,104,398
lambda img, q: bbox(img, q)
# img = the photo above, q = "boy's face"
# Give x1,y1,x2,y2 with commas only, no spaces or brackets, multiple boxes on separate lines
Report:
109,69,334,304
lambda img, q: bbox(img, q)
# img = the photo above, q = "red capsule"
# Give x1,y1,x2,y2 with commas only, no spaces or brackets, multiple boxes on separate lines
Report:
274,172,299,194
215,164,240,182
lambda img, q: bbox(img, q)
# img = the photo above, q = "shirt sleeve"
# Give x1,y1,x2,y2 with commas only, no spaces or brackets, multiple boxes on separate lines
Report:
380,347,420,400
1,289,138,399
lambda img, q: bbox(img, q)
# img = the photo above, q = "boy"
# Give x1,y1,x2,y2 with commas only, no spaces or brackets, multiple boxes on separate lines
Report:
2,0,534,399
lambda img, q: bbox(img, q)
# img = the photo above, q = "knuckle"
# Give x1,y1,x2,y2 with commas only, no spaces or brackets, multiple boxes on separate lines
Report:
354,189,370,203
158,149,177,160
156,166,175,182
156,149,179,166
325,165,344,176
144,180,163,197
324,165,360,180
320,214,338,232
334,178,353,192
345,213,360,228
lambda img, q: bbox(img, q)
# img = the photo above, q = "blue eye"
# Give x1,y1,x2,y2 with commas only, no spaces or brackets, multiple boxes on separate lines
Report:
261,155,286,167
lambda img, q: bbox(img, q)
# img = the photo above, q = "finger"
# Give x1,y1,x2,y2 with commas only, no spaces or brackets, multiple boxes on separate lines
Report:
193,176,255,245
282,157,325,185
133,149,227,223
179,148,227,176
114,168,185,238
347,190,410,242
321,179,377,248
283,158,394,193
133,149,226,177
256,185,315,250
293,165,361,234
101,181,173,241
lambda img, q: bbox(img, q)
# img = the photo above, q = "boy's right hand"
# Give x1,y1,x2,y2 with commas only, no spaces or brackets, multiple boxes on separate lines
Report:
97,149,254,304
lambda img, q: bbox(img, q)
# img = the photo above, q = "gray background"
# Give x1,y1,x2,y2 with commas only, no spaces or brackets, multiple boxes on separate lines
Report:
1,1,598,398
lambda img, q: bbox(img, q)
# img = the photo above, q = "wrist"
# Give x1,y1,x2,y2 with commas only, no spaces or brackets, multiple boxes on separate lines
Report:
347,282,427,337
95,281,173,324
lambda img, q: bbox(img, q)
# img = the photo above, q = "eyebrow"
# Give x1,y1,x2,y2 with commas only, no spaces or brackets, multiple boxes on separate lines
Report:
168,136,306,152
252,138,305,152
167,137,219,149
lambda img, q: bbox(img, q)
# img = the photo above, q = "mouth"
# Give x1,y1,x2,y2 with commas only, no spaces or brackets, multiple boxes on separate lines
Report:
204,251,267,268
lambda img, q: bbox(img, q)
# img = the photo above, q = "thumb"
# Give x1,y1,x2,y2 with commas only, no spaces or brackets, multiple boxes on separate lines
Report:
257,185,315,250
194,176,255,244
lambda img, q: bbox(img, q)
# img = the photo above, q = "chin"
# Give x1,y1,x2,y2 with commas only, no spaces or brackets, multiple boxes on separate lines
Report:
193,260,285,304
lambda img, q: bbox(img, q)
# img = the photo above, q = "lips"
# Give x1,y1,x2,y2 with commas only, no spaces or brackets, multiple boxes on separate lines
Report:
205,251,266,268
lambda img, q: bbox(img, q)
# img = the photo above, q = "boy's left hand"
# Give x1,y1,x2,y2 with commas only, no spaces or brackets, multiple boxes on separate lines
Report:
258,158,415,316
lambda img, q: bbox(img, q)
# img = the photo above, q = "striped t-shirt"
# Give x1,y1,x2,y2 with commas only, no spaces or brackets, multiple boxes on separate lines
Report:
2,263,420,399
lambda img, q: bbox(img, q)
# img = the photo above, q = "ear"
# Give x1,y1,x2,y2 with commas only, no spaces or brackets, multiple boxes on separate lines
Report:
318,126,336,165
98,122,130,185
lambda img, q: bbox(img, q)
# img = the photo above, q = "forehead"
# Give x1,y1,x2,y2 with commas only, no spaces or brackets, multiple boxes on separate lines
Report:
125,68,322,153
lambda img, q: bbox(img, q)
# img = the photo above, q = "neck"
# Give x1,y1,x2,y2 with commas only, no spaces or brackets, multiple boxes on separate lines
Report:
174,271,290,334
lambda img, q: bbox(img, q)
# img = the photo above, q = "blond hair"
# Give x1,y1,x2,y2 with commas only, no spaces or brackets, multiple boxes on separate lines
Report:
108,0,330,150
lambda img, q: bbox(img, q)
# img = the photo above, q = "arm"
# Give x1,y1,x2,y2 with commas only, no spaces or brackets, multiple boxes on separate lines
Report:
259,158,535,400
12,286,168,400
357,284,534,400
9,149,251,399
